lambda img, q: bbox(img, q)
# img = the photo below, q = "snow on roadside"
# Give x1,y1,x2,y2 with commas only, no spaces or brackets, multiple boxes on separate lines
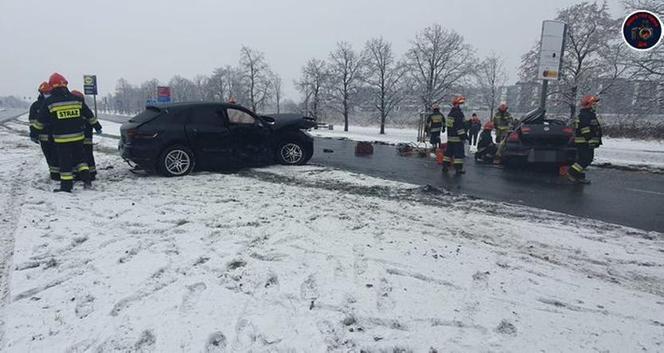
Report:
1,126,663,352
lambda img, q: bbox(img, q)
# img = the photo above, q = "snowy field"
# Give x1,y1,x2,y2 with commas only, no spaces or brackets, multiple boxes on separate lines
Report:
0,121,663,352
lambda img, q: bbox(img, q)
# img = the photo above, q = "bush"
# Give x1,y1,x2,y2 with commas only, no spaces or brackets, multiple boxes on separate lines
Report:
603,120,664,140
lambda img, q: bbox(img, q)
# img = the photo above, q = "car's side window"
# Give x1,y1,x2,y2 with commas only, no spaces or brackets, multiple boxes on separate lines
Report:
189,107,226,125
227,108,255,125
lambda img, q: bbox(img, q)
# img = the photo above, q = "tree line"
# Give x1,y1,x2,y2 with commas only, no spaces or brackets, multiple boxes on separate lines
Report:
102,0,663,134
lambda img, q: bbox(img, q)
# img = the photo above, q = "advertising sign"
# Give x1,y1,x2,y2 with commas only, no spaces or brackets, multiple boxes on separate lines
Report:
537,21,567,80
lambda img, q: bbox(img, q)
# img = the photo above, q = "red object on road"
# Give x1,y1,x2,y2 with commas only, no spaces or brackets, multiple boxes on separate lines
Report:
435,147,445,165
559,165,569,176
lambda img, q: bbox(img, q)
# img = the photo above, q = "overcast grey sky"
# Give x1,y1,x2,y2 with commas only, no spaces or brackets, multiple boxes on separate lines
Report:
1,0,625,101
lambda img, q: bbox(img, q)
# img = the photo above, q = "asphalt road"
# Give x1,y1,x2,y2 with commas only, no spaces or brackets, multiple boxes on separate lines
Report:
311,138,664,232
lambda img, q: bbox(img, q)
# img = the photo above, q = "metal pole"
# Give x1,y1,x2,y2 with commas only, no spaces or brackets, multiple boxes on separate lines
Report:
93,94,98,118
540,80,548,111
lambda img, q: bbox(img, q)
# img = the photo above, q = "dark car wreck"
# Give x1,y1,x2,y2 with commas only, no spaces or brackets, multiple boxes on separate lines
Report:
118,102,315,176
499,108,577,166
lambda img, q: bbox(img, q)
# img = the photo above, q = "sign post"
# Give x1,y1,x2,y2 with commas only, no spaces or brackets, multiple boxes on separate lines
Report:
83,75,98,117
537,21,567,111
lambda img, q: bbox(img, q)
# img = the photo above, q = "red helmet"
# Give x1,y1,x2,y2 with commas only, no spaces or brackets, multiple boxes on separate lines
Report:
580,95,600,108
452,96,465,106
498,103,508,112
38,81,51,94
483,121,494,130
71,90,84,98
49,72,68,88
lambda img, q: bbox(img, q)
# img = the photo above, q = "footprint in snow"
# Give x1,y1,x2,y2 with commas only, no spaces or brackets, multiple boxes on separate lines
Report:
134,330,156,353
376,277,395,311
205,331,227,353
494,319,517,336
232,319,258,350
75,294,95,319
300,274,319,308
181,282,207,312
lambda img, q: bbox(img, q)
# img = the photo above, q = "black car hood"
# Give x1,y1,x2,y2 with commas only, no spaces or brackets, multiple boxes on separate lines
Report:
260,113,316,130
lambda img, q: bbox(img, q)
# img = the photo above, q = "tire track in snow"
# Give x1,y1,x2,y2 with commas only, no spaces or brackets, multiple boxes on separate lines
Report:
0,128,38,347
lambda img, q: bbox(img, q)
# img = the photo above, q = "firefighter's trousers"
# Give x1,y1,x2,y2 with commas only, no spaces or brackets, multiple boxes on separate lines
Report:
84,138,96,178
39,140,59,179
443,141,465,171
56,141,90,191
569,144,595,180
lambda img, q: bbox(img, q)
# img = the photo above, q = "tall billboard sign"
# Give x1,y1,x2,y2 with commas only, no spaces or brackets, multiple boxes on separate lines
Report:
537,21,567,81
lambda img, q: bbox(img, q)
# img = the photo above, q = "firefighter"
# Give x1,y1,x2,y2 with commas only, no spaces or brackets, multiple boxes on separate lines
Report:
71,90,102,180
493,103,513,142
38,73,98,192
425,103,445,151
568,95,602,184
442,96,467,174
29,82,60,180
475,121,497,163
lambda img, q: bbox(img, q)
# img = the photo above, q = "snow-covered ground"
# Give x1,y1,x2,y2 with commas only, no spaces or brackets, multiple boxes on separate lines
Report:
1,121,663,352
313,125,664,172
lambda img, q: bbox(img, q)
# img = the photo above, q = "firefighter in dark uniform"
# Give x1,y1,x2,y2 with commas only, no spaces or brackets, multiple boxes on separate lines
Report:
569,95,602,184
38,73,98,192
442,96,467,174
29,82,60,180
493,103,513,142
71,90,102,180
425,103,445,151
475,121,497,163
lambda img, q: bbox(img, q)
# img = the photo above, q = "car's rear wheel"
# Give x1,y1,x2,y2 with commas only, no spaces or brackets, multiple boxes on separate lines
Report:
276,140,310,165
158,145,195,177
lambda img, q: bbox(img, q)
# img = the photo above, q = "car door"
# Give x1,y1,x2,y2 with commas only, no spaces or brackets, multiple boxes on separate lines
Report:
184,105,234,170
225,107,272,165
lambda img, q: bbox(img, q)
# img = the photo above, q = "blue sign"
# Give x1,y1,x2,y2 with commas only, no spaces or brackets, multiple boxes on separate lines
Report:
157,96,171,103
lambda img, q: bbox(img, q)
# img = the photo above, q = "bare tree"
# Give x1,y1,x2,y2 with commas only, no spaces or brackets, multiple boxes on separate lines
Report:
297,58,328,120
169,75,197,102
363,37,407,135
556,1,619,118
272,73,282,113
140,79,160,103
475,53,507,118
193,74,210,101
328,41,365,131
239,46,272,112
407,24,474,111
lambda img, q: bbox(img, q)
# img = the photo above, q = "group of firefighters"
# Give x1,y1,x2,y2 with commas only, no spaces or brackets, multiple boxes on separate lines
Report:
29,73,102,192
425,94,602,183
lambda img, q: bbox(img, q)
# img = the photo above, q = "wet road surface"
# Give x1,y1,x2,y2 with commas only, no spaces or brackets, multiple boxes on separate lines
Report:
311,137,664,232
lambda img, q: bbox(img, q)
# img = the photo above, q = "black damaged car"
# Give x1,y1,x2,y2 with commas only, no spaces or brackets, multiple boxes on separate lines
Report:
499,108,577,166
118,102,315,176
